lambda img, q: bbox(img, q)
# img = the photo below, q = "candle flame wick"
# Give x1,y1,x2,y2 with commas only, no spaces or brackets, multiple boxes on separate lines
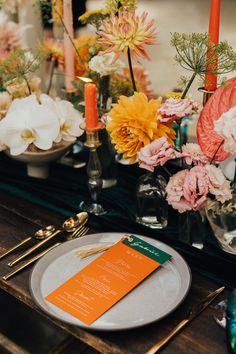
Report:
77,76,93,83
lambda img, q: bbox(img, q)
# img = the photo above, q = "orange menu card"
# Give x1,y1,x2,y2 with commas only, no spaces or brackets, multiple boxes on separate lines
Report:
46,236,171,325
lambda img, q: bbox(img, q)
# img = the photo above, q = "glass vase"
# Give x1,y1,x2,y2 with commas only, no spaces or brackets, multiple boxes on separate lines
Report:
136,170,168,229
178,210,206,248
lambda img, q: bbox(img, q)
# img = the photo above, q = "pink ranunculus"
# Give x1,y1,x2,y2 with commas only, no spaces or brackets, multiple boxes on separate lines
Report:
166,169,193,213
159,97,198,123
181,143,209,166
183,166,209,211
206,164,232,203
214,106,236,154
137,137,179,172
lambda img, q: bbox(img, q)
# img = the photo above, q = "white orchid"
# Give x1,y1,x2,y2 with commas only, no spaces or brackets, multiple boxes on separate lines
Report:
0,95,60,155
40,94,84,143
89,52,125,77
0,91,12,116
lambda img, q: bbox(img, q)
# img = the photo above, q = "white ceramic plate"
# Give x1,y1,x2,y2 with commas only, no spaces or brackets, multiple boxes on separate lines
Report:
30,233,191,331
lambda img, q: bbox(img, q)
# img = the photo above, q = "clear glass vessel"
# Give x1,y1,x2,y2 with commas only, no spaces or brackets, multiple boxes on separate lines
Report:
136,171,168,229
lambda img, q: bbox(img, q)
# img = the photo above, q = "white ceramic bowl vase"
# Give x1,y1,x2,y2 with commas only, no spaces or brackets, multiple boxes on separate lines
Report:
6,141,73,178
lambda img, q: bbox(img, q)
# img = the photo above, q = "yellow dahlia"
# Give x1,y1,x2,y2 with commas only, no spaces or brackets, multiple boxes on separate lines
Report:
98,10,157,62
106,93,175,162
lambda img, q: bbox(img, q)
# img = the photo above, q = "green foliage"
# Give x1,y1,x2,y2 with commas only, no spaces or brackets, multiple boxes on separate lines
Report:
0,49,44,88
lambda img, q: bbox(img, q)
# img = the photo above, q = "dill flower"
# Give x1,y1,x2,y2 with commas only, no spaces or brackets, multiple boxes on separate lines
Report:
106,92,175,162
98,10,157,63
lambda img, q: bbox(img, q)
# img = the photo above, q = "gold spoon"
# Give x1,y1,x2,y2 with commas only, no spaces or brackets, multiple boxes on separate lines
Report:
8,212,89,267
0,225,56,261
62,212,88,233
62,212,89,240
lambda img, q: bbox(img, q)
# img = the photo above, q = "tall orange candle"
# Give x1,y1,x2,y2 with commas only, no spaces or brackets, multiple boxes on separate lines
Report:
85,83,99,130
205,0,221,91
63,0,75,92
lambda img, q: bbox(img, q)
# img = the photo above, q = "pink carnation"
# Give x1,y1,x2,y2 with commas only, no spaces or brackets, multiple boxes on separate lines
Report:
137,137,179,172
183,166,209,211
166,166,209,213
181,143,209,166
166,170,192,213
206,164,232,203
159,97,198,123
214,106,236,154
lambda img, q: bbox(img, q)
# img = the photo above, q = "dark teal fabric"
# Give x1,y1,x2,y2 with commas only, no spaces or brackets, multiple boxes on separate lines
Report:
0,153,235,288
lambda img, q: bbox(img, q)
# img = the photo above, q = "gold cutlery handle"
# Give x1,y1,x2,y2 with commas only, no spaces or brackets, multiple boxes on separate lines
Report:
145,319,189,354
3,242,61,281
0,237,32,260
8,230,61,268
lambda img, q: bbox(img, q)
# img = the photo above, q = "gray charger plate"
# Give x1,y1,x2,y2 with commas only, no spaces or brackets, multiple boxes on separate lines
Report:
30,232,191,331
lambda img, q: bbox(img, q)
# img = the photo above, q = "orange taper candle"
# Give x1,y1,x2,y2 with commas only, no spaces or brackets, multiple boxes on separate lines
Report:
205,0,221,91
85,83,99,130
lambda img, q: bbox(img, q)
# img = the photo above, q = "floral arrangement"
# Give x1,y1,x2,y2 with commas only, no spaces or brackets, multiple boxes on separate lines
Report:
76,0,236,215
0,48,83,155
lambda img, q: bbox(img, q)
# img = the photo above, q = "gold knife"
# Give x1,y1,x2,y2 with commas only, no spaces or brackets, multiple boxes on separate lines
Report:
7,230,61,268
145,286,225,354
3,242,61,281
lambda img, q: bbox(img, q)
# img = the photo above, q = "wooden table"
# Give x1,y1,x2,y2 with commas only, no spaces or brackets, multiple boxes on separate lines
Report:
0,190,230,354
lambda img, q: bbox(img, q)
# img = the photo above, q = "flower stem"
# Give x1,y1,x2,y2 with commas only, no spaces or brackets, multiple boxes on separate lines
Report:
127,47,137,93
210,139,224,164
46,59,56,95
24,76,31,95
181,72,197,99
177,120,183,153
232,158,236,188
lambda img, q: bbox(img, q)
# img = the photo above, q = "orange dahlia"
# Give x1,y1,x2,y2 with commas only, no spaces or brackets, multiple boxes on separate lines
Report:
98,10,157,63
106,93,175,162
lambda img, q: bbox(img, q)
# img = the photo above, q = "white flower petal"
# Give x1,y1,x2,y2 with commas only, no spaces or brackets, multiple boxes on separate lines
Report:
8,94,39,113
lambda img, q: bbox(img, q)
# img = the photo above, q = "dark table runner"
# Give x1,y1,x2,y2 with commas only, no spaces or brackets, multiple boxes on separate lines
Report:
0,152,235,288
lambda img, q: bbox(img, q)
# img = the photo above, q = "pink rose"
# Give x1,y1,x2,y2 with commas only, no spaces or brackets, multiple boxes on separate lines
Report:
183,166,209,211
137,137,179,172
206,164,232,203
214,106,236,154
181,143,209,166
159,98,198,123
166,170,193,213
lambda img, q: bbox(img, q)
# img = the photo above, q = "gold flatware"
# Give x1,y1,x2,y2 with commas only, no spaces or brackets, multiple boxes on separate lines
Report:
8,213,89,268
0,226,56,261
3,243,61,281
145,286,225,354
8,229,61,268
66,225,89,240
